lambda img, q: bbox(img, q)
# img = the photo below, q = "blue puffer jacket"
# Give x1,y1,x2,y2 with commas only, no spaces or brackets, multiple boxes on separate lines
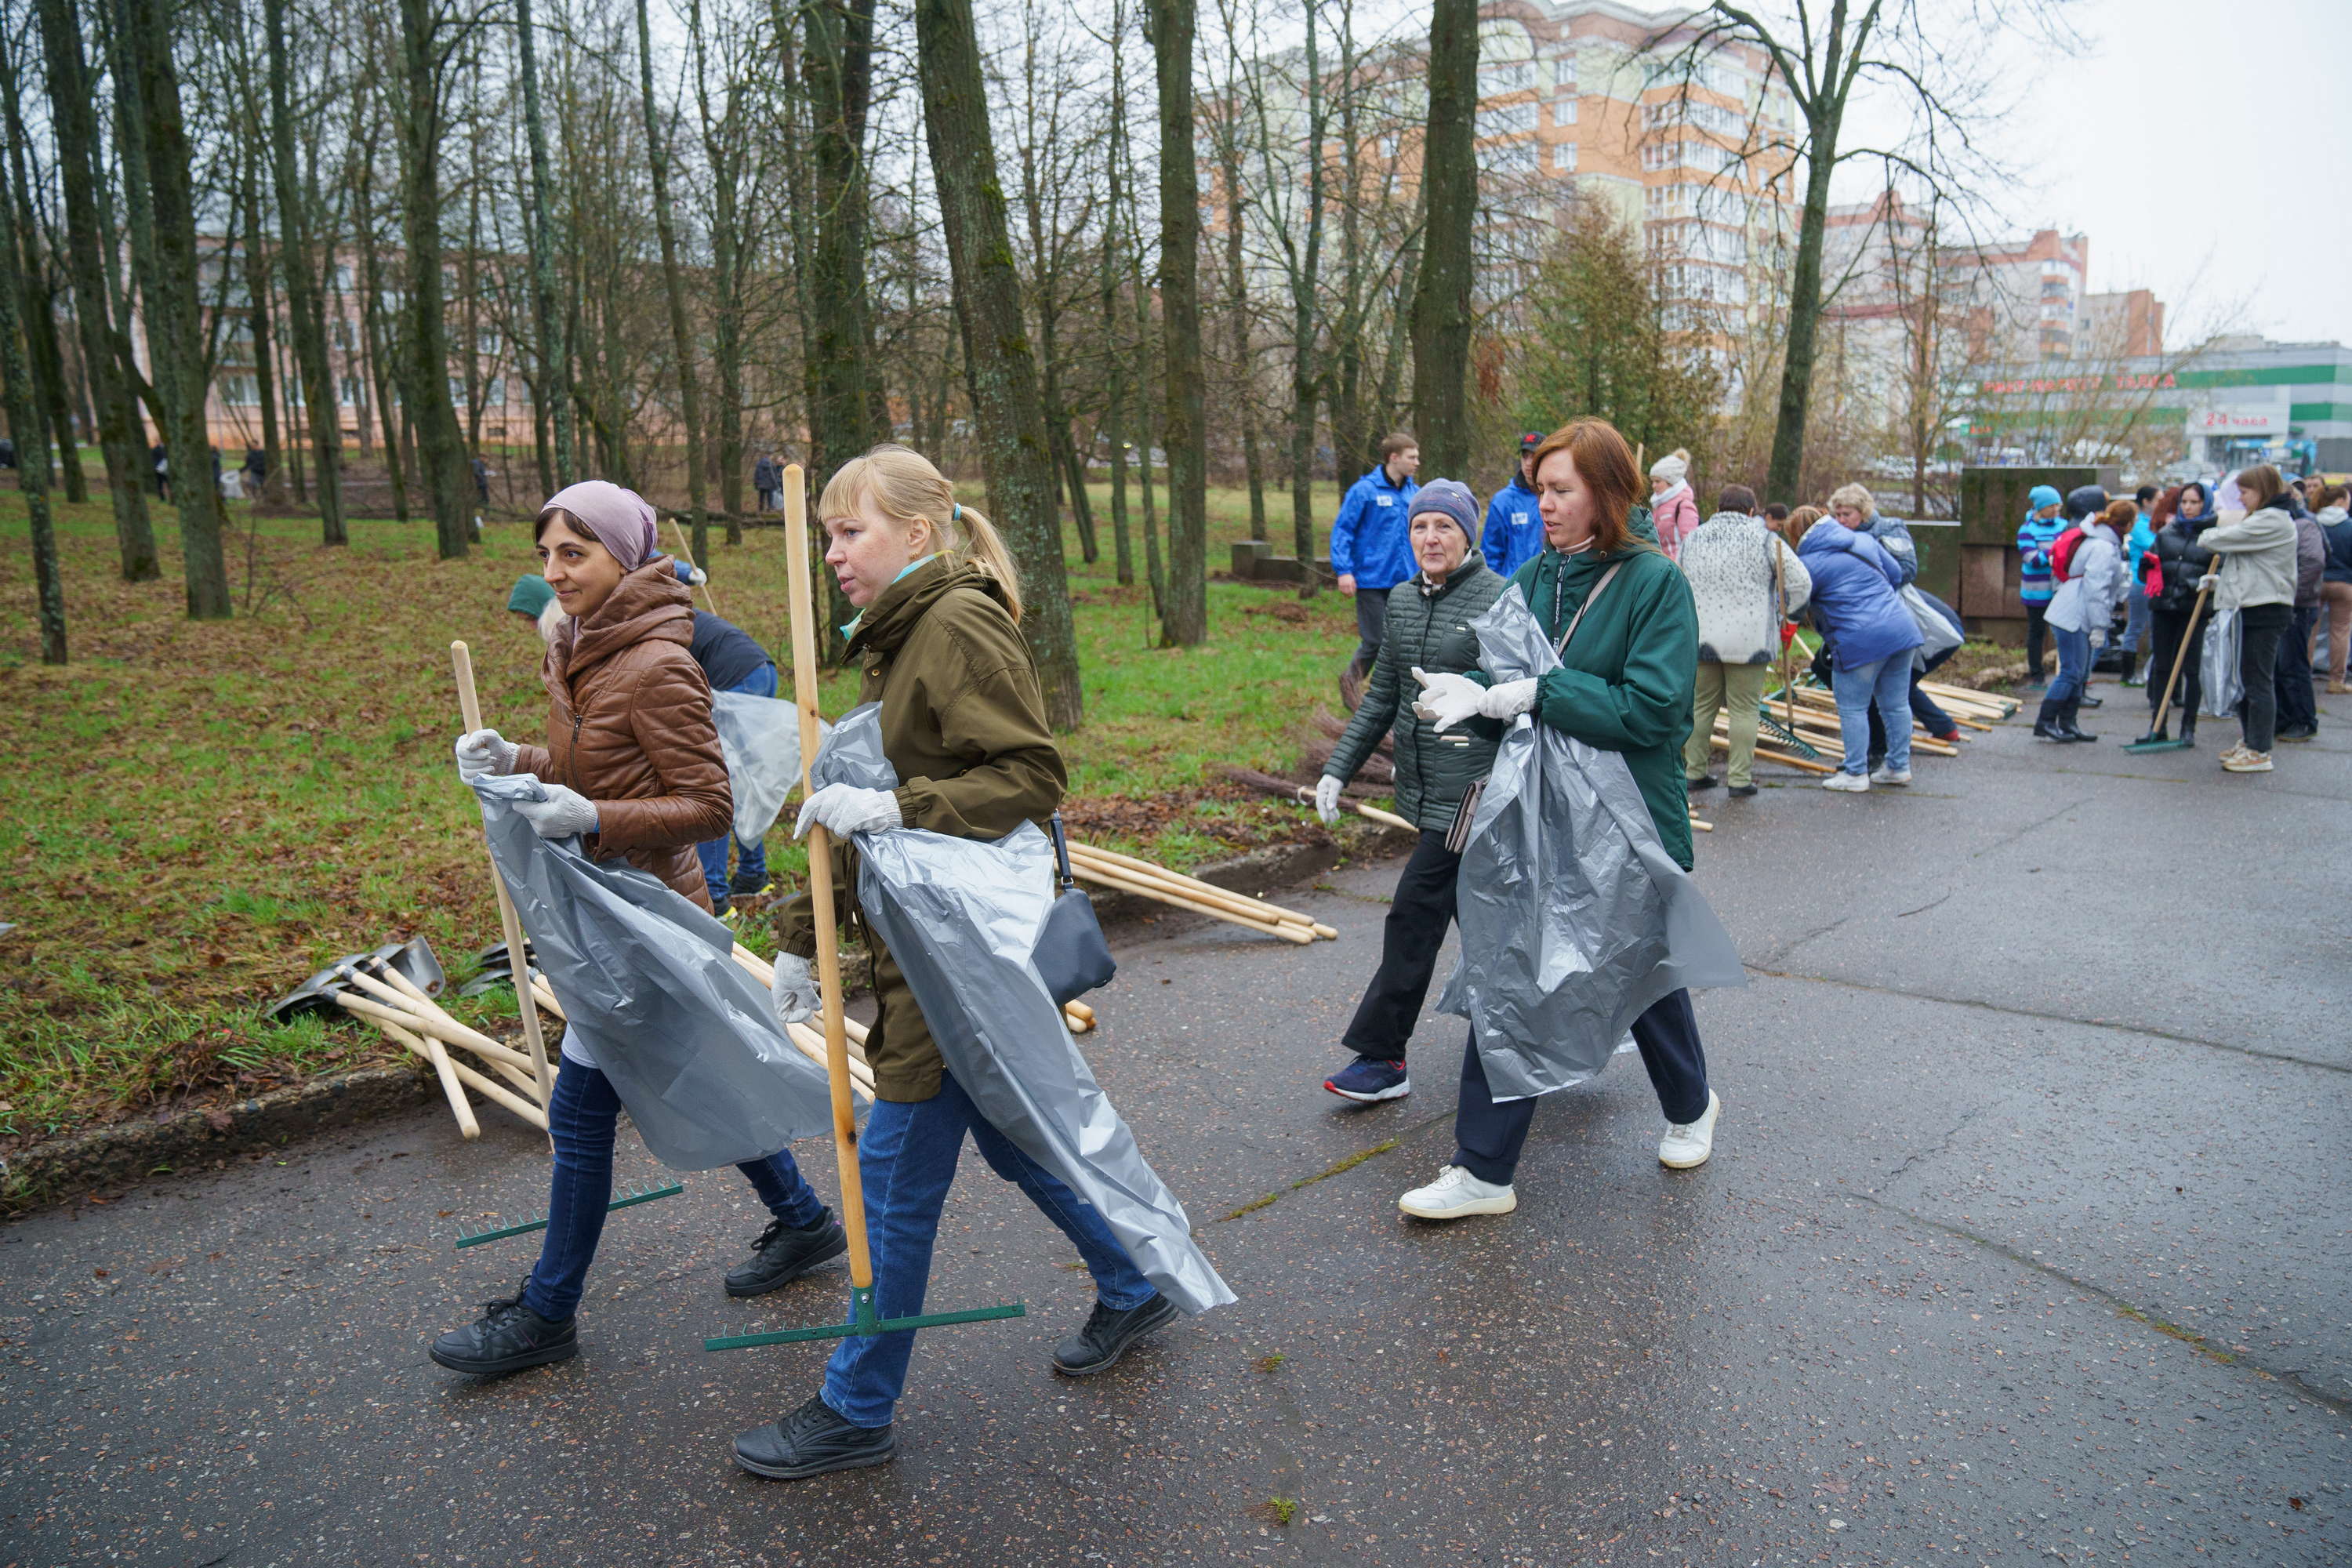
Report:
1481,477,1545,578
1328,466,1418,590
1798,518,1923,671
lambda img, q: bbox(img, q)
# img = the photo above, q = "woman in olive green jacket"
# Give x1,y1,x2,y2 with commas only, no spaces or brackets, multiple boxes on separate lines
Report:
1402,419,1723,1222
734,445,1179,1482
1316,478,1505,1104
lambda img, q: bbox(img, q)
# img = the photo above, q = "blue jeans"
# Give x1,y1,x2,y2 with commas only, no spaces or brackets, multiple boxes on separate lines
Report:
522,1054,826,1321
1831,654,1914,775
699,663,778,900
822,1070,1156,1428
2121,580,2152,653
2046,624,2092,710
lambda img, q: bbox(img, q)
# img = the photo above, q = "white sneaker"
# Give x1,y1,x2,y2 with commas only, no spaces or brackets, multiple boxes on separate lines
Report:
1868,764,1912,786
1398,1164,1517,1220
1822,771,1869,793
1657,1091,1722,1169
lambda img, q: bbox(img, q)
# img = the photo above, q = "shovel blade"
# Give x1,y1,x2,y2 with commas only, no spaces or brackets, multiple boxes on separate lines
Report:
368,937,446,997
261,951,376,1023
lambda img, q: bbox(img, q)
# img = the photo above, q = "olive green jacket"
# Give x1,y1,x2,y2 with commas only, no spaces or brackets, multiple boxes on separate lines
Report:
776,557,1066,1099
1327,558,1508,833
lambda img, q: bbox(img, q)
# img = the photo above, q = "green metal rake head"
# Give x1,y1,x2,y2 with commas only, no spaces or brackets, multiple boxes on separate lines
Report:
704,1285,1025,1350
452,1180,684,1249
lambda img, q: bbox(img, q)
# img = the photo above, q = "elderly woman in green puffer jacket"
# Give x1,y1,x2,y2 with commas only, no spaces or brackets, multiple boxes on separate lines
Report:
1312,478,1507,1105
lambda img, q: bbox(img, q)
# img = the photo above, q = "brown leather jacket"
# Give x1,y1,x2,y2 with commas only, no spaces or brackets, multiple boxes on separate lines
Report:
506,558,731,908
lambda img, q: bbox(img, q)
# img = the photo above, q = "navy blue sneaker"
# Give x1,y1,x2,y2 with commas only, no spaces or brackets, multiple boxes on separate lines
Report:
1324,1056,1410,1103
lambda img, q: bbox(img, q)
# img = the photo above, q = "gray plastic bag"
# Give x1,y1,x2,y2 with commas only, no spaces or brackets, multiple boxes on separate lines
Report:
469,772,837,1169
2199,604,2242,717
1435,590,1746,1102
811,706,1235,1316
711,691,824,847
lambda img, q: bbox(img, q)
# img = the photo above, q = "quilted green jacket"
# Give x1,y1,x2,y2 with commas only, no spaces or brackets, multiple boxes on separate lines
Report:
1326,557,1509,833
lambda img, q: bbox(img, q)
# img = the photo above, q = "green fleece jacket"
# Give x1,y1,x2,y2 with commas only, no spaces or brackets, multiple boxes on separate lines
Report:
1497,531,1699,870
776,556,1065,1098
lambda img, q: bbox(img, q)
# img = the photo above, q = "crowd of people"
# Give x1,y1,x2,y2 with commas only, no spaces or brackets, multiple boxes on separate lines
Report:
414,417,2336,1483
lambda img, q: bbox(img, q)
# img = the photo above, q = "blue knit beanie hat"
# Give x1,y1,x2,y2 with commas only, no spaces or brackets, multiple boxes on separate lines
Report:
2027,485,2061,512
1409,478,1480,546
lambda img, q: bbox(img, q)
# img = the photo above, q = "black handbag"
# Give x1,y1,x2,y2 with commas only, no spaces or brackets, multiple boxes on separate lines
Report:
1035,812,1117,1005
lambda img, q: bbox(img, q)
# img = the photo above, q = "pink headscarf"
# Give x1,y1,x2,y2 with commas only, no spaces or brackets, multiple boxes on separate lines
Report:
540,480,658,570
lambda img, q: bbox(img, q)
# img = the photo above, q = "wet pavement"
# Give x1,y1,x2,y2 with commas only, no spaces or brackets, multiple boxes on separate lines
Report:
4,678,2347,1566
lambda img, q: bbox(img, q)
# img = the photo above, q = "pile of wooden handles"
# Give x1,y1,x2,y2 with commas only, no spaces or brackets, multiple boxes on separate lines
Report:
329,959,560,1137
1064,840,1337,944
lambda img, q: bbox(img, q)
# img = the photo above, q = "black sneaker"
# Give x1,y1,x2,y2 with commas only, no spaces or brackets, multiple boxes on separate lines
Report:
710,891,732,918
1685,774,1720,791
733,1396,895,1479
1726,782,1758,798
725,1212,848,1298
429,1279,578,1376
1052,1292,1179,1377
728,869,772,898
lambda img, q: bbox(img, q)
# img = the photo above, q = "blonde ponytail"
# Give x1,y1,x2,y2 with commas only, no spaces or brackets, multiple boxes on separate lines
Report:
817,442,1025,623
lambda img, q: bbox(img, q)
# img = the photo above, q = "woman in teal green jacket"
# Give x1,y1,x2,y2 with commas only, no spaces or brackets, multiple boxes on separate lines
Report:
1399,418,1722,1221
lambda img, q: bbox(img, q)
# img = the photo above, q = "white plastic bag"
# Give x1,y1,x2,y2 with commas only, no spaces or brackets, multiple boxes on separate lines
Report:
2200,606,2242,717
710,691,824,847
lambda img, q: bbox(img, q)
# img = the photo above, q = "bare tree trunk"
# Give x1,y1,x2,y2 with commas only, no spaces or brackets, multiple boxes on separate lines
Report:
1218,95,1265,541
633,0,708,563
122,0,230,616
913,0,1083,728
801,0,880,493
353,156,410,521
1101,13,1134,586
689,0,745,542
394,0,472,556
263,0,343,542
240,159,282,495
0,106,65,659
1145,0,1205,644
0,45,87,505
514,0,572,489
35,0,157,575
1406,0,1476,474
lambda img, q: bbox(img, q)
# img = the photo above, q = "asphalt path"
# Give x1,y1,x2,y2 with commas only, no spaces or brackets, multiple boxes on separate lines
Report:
4,677,2347,1566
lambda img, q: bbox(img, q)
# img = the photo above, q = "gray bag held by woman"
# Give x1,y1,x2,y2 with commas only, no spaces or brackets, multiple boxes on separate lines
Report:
470,772,837,1169
1435,589,1746,1102
812,706,1234,1316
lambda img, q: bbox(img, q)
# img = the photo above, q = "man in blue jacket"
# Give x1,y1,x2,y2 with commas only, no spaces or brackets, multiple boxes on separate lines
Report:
1481,431,1548,578
1330,432,1421,677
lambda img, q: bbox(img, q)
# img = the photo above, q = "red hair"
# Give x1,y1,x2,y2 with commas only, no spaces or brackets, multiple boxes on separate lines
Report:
1530,418,1645,555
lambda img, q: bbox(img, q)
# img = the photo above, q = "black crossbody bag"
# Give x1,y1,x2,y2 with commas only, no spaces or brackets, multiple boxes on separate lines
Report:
1035,811,1117,1005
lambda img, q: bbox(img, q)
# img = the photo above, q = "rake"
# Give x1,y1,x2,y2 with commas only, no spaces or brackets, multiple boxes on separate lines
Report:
2122,568,2216,754
706,462,1023,1353
453,1181,686,1249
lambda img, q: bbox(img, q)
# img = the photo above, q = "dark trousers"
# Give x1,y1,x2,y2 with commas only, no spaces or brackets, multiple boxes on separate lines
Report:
2274,605,2318,735
1341,831,1458,1062
522,1055,826,1322
2146,604,2203,727
2236,602,2292,752
1451,989,1710,1186
1348,589,1390,675
2024,601,2050,681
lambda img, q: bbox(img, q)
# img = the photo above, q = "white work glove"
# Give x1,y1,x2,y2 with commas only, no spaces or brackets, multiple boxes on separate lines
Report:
2197,573,2219,591
769,951,818,1027
793,782,902,840
1313,773,1344,826
512,782,599,839
1410,666,1486,733
686,564,709,586
455,728,517,782
1480,677,1540,721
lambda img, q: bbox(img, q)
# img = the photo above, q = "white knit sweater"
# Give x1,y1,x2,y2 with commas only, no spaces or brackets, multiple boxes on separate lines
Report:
1679,512,1812,665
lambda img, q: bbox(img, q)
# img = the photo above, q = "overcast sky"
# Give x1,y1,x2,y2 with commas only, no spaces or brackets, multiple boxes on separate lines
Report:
1980,0,2352,346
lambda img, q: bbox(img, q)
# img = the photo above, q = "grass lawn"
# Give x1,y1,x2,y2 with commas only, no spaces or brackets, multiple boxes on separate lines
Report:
0,477,1370,1151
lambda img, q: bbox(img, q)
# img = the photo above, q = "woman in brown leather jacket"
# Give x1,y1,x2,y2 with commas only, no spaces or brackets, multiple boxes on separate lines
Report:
427,481,844,1379
730,445,1180,1482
